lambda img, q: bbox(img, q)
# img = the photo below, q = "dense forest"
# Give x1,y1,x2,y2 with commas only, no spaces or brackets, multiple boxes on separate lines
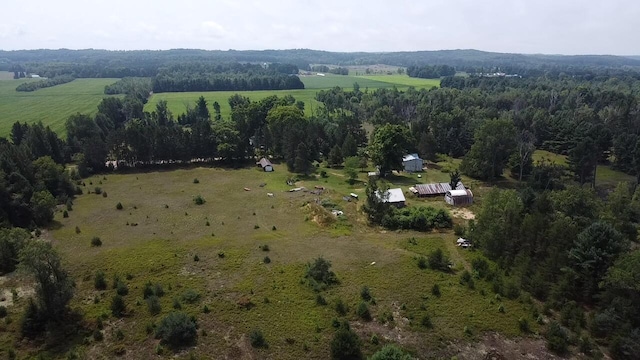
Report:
14,75,75,92
406,65,456,78
2,58,640,357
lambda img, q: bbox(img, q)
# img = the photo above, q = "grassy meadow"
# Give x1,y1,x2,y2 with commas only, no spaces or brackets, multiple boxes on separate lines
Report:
1,163,538,359
0,78,118,137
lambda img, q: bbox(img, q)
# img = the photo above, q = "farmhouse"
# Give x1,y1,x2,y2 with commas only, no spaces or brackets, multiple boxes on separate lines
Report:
445,189,474,206
411,182,465,197
257,158,274,172
377,188,406,208
402,153,423,172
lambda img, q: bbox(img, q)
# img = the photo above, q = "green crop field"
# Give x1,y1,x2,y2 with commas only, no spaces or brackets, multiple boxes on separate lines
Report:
0,78,118,137
0,164,537,359
145,74,440,120
355,75,441,88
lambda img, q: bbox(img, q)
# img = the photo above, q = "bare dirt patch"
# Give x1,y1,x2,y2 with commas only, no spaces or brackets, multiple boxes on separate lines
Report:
451,208,476,220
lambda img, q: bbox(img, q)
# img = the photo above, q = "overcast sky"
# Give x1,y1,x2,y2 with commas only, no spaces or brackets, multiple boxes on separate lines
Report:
1,0,638,55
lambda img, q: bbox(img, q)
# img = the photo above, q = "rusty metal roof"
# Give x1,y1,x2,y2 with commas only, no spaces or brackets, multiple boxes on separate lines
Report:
414,182,465,196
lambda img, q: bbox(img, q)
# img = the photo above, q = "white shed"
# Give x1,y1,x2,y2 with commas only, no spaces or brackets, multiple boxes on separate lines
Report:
377,188,406,208
402,153,423,172
445,189,474,206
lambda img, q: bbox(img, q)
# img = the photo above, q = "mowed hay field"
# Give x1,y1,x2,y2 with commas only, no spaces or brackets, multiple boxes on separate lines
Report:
17,165,539,359
0,78,118,137
145,74,440,120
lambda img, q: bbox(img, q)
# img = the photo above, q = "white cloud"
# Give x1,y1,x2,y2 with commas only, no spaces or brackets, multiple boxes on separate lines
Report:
0,0,638,54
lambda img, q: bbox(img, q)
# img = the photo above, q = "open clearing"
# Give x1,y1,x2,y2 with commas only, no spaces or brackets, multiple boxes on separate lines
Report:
0,78,118,137
0,164,541,359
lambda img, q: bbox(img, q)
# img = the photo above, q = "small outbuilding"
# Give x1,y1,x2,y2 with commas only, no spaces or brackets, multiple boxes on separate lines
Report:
257,158,274,172
377,188,406,208
445,189,474,206
402,153,423,172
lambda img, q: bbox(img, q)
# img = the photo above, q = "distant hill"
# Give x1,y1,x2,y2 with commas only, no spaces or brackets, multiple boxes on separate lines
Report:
2,48,640,74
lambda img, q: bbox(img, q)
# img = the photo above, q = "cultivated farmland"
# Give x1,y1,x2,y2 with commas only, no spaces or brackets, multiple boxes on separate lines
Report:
0,78,118,136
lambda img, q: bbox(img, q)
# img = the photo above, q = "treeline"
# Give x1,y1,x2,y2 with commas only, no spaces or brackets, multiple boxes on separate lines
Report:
406,65,455,78
3,49,640,77
15,75,75,92
1,122,77,228
310,65,349,75
151,63,304,93
104,77,152,103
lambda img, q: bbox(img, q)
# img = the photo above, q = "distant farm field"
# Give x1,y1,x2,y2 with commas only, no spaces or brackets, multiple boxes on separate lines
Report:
0,78,118,137
145,74,440,119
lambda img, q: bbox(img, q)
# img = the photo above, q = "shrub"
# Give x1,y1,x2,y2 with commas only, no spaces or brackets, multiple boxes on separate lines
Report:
154,283,165,297
75,226,81,234
518,317,530,333
193,178,199,184
316,294,327,306
0,306,7,318
421,314,433,328
147,296,161,315
111,295,126,317
181,289,201,304
254,224,260,229
193,254,199,262
260,244,270,251
417,257,427,269
431,284,441,297
63,210,69,218
370,345,412,360
546,321,569,355
428,248,450,272
471,258,490,279
335,299,348,316
453,223,466,236
173,299,182,310
155,312,197,348
356,301,371,321
93,329,104,341
360,286,372,301
66,201,73,211
263,256,271,264
115,329,125,340
102,191,107,198
94,187,102,195
498,304,505,313
116,202,123,210
370,334,379,345
272,225,277,231
249,329,268,348
330,324,361,360
464,326,472,336
116,281,129,296
193,195,206,205
203,305,210,314
305,257,338,291
91,237,102,247
94,270,107,290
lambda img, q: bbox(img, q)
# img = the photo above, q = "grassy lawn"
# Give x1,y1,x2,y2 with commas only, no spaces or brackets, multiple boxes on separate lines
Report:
0,78,118,137
0,164,538,359
354,75,440,88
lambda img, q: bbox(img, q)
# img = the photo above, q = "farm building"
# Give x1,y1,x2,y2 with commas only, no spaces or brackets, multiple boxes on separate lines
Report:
410,182,465,197
402,153,423,172
377,188,406,208
445,189,474,206
257,158,274,172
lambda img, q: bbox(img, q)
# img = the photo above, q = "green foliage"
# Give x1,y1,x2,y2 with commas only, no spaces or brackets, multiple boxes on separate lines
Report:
111,295,126,317
328,144,344,167
343,156,359,183
330,323,362,360
518,317,530,333
369,123,414,175
30,190,56,226
155,312,197,348
460,118,516,181
369,344,412,360
63,210,69,218
263,256,271,264
421,314,433,328
356,301,371,321
0,228,30,274
181,289,201,304
305,257,338,291
94,270,107,290
335,299,348,316
431,284,441,297
427,248,451,272
546,321,569,355
417,257,427,269
0,306,7,318
249,329,268,348
192,178,199,184
193,195,206,205
147,296,161,315
116,202,123,210
360,286,372,302
90,236,102,247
